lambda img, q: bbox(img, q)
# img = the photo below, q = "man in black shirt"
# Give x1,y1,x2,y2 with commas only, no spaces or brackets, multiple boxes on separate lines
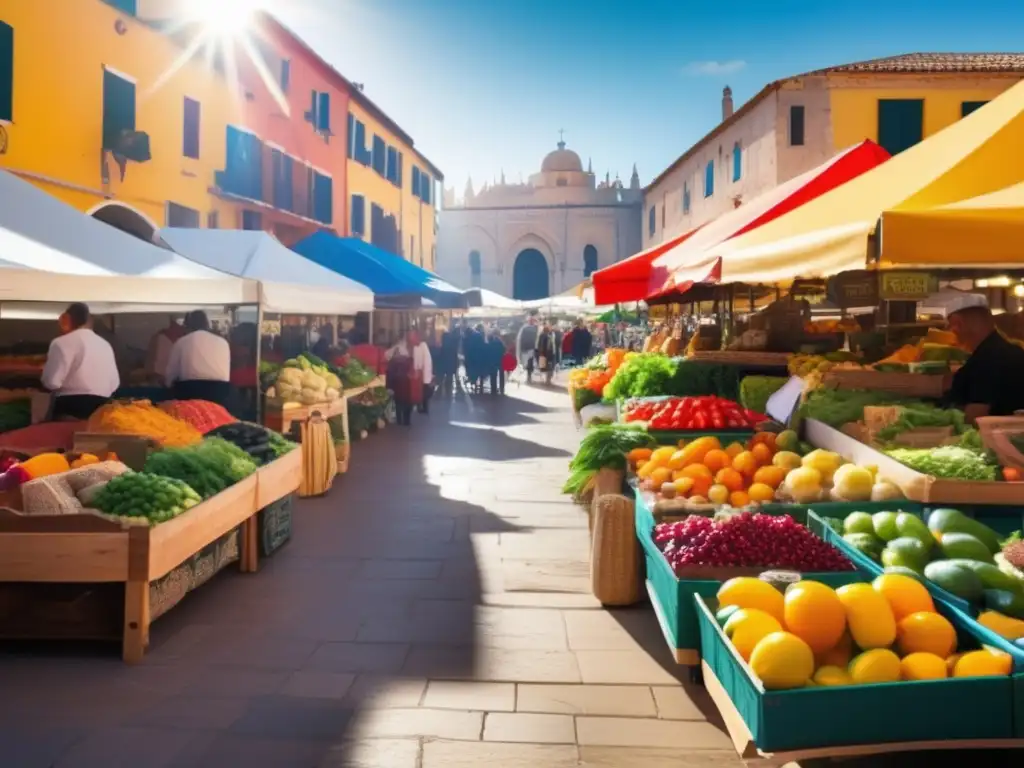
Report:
945,304,1024,422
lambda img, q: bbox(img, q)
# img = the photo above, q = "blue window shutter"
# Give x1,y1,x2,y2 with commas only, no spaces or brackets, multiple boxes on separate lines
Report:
961,100,988,117
732,143,741,182
313,173,333,224
0,22,12,122
346,113,354,159
350,195,365,236
372,134,386,176
412,166,420,199
281,154,294,212
648,207,655,237
317,92,331,132
354,120,371,165
704,160,714,197
182,97,200,159
396,151,403,188
307,89,317,125
279,59,290,93
420,172,432,204
102,69,136,150
877,99,923,155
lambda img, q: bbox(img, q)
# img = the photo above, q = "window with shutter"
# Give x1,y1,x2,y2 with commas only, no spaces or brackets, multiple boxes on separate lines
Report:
167,202,200,228
102,68,136,150
313,173,333,224
583,245,598,278
648,207,655,237
421,172,432,204
0,22,12,122
241,210,262,230
412,166,421,199
183,97,200,159
732,142,741,182
704,160,714,198
386,146,399,184
354,120,372,165
350,195,366,236
789,105,805,146
346,113,355,158
279,60,290,93
317,92,331,133
372,135,386,176
396,151,404,188
877,99,923,156
961,100,988,118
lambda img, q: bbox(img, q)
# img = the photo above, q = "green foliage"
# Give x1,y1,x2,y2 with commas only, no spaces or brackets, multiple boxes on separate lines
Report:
93,472,202,524
739,376,787,414
799,388,922,428
884,445,998,481
570,424,654,474
876,404,966,441
603,354,678,400
142,438,257,499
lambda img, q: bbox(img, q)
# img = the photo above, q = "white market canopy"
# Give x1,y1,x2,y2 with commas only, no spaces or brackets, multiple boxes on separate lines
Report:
160,229,374,316
0,170,256,308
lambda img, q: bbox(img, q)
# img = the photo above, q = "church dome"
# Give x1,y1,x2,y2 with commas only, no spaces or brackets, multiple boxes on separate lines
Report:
541,142,583,173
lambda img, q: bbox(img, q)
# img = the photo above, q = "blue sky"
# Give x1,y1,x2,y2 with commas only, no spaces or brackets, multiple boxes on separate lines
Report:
271,0,1023,194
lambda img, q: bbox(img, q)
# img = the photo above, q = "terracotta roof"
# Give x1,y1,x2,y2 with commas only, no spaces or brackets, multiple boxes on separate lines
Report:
645,52,1024,192
806,52,1024,75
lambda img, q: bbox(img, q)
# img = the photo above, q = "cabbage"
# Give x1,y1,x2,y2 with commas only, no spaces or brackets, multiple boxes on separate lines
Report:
301,371,327,391
278,368,302,387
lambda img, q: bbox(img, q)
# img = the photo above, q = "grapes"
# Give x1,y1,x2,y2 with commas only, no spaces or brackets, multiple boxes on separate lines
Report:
654,512,854,573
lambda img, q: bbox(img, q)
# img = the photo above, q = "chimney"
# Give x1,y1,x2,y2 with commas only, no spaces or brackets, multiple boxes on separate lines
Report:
722,86,734,121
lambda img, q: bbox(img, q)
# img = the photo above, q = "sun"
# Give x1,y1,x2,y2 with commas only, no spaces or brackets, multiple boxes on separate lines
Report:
183,0,264,36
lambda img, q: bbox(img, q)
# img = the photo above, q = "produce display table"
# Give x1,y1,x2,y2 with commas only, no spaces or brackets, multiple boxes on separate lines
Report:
0,452,301,662
264,377,384,445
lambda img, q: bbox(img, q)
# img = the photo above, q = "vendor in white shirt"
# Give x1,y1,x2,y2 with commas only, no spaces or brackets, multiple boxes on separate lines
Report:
42,303,120,421
385,328,433,425
164,310,233,409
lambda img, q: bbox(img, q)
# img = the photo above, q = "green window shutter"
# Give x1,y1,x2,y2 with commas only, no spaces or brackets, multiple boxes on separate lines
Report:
961,100,988,118
877,99,924,156
0,22,12,122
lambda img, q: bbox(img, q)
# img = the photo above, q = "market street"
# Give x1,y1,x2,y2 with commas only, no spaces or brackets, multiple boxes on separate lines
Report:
0,380,737,767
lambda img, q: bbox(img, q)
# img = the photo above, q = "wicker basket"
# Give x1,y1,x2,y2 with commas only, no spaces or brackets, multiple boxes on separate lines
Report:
335,442,350,474
590,493,642,606
587,468,624,536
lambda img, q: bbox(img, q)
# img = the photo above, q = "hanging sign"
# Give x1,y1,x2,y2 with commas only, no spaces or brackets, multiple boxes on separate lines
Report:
880,272,937,301
828,271,879,307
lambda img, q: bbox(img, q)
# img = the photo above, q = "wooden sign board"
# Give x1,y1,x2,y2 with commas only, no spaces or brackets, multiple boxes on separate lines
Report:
828,271,879,308
880,272,937,301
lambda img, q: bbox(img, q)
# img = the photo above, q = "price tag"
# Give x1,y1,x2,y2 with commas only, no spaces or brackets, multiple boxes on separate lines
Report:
766,375,806,426
881,272,937,301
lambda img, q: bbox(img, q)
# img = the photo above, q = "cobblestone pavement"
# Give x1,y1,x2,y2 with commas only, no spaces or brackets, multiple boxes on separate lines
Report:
0,384,1011,767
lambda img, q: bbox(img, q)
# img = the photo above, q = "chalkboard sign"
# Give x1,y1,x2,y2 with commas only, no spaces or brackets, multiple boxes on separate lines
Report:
259,493,294,557
828,270,879,308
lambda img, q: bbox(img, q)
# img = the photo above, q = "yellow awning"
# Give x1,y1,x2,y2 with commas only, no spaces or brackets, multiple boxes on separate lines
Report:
692,80,1024,283
880,182,1024,267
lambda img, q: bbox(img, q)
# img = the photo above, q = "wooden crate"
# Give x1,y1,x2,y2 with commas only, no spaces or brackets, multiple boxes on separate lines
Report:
824,369,950,398
255,449,302,509
688,351,792,367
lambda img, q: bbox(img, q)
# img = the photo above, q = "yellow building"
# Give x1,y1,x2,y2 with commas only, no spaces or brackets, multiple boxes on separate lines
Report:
0,0,244,239
644,53,1024,250
346,93,442,271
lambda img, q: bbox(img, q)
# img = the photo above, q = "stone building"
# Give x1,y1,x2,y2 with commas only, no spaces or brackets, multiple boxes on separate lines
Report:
436,139,642,300
644,53,1024,251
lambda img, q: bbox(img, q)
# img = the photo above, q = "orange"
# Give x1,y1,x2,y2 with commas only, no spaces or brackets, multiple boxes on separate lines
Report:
715,467,745,492
751,432,777,451
672,477,695,496
650,467,673,487
674,436,721,467
637,461,657,480
751,443,774,466
680,464,713,481
747,482,775,503
702,449,731,473
724,442,745,459
732,451,759,478
627,447,653,464
689,475,713,498
708,484,730,505
730,491,751,507
753,465,787,489
783,581,847,654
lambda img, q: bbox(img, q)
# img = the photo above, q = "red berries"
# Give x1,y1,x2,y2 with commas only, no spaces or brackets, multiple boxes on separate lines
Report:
654,512,854,574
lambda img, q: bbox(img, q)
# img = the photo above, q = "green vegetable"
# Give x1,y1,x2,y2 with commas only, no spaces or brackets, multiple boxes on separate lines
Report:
739,376,787,415
665,361,741,401
875,404,965,441
884,445,998,481
142,438,258,499
573,387,602,411
603,354,677,400
568,424,654,476
93,471,201,523
799,388,922,428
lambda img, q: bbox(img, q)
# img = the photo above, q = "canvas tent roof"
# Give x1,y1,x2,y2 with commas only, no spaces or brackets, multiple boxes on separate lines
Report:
160,229,374,315
0,171,256,308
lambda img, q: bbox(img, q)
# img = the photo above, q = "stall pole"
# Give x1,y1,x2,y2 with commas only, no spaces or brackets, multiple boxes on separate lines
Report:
255,304,264,425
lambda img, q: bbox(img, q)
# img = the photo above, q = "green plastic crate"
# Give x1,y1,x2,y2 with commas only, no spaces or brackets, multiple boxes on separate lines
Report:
695,591,1016,753
636,491,860,662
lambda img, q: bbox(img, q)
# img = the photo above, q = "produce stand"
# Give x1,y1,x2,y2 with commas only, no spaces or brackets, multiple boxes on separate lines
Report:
0,450,300,662
263,377,384,448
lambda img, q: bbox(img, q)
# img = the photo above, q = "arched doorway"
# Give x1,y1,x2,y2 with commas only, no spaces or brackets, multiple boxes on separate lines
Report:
513,248,549,300
468,250,481,287
87,202,161,245
583,244,598,277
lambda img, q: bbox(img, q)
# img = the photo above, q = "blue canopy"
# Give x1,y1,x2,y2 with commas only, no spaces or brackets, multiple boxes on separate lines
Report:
292,232,477,309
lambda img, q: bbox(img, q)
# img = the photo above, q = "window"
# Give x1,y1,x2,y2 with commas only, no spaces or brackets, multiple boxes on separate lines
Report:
371,134,386,176
346,113,354,159
350,194,365,236
0,22,11,122
279,59,290,93
412,166,421,200
661,204,665,228
207,211,219,229
313,172,332,225
682,182,690,214
648,206,655,237
241,210,262,230
410,235,416,263
182,97,200,159
396,151,403,188
307,90,331,133
704,160,714,198
102,68,136,150
217,126,263,200
420,171,432,205
789,105,805,146
732,142,742,182
583,245,598,278
386,146,399,184
962,100,988,118
271,149,293,212
102,0,137,13
352,119,371,165
166,202,200,228
469,250,481,287
878,99,924,156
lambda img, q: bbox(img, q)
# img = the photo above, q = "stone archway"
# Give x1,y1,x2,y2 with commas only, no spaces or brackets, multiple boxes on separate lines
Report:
87,202,161,245
513,248,549,300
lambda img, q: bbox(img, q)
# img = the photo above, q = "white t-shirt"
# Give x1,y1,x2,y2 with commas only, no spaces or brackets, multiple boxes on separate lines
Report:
41,328,120,397
164,330,231,385
387,340,433,385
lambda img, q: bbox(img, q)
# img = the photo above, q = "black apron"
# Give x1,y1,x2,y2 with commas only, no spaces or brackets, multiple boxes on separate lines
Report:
51,394,110,421
172,380,235,412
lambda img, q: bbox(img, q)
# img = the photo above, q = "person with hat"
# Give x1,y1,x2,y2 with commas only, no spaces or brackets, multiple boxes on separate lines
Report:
41,302,120,420
944,294,1024,422
164,310,233,409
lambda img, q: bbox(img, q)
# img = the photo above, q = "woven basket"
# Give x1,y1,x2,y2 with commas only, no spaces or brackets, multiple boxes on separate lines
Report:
335,442,350,474
590,493,642,607
587,468,624,536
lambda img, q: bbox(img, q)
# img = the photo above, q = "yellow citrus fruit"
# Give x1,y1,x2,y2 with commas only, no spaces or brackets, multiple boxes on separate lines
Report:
872,574,935,621
707,484,730,505
725,442,745,459
753,465,787,489
953,649,1012,678
751,442,774,466
715,467,745,492
812,665,853,686
747,482,776,503
896,611,957,658
723,609,783,661
649,467,673,487
784,581,847,654
836,583,896,649
717,577,785,623
730,491,751,507
900,652,948,681
649,446,676,466
815,631,854,669
749,632,814,690
848,648,901,684
627,447,653,464
672,477,695,496
680,463,714,481
733,451,759,478
772,451,803,471
637,461,657,480
667,450,690,471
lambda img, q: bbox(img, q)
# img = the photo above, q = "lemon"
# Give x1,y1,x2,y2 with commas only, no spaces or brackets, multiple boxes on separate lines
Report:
896,611,956,658
724,609,784,661
900,652,948,681
812,665,852,686
784,581,846,654
872,574,935,621
749,632,814,690
848,648,901,684
717,577,785,623
954,650,1013,678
